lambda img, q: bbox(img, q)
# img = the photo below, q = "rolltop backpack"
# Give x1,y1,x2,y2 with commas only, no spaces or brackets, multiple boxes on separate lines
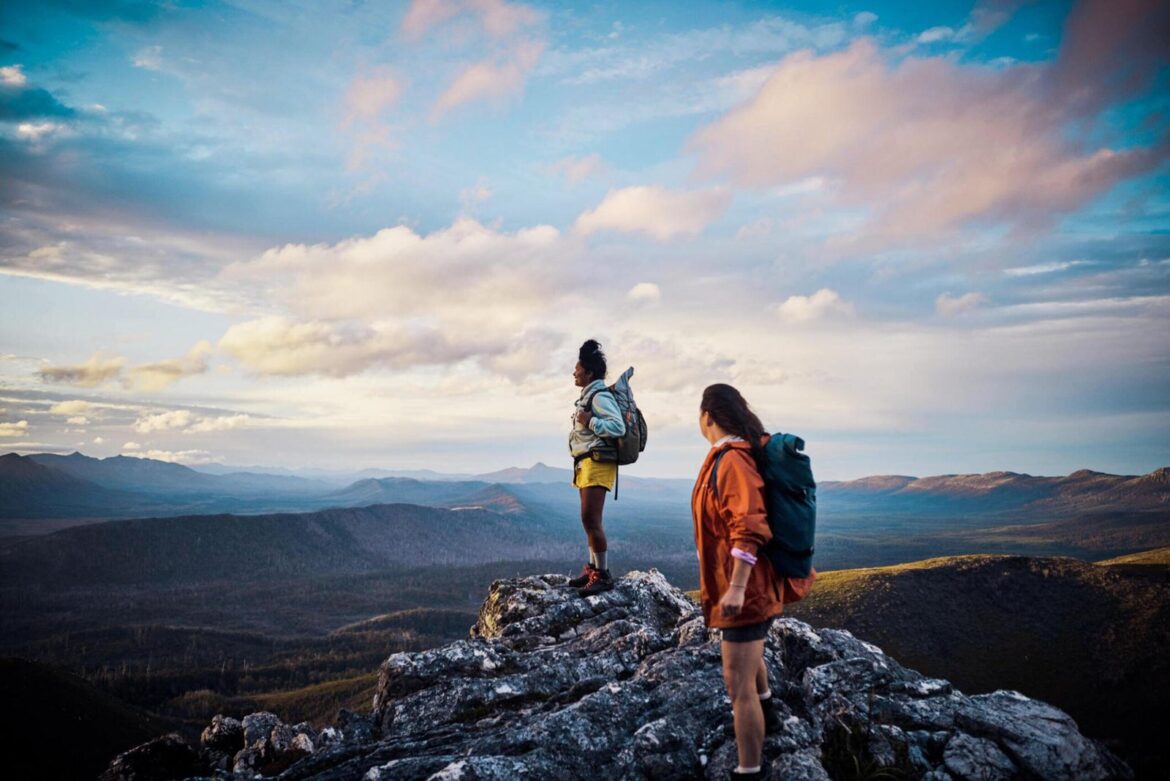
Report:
710,433,816,578
584,366,647,498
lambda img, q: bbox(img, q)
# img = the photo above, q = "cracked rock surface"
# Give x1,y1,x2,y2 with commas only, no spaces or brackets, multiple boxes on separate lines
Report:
102,570,1132,780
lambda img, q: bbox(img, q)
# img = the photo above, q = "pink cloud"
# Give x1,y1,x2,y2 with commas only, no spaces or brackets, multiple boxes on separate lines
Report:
690,0,1169,245
431,39,543,120
402,0,540,40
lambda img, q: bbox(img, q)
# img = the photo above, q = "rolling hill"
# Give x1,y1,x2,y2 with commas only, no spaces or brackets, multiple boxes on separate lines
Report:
782,551,1170,778
0,502,577,588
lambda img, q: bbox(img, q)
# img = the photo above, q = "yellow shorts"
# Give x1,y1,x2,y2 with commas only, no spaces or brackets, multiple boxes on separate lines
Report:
573,458,617,491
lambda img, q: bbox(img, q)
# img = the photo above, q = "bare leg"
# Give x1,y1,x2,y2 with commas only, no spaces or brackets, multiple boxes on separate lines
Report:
578,486,608,558
756,656,769,694
722,638,766,770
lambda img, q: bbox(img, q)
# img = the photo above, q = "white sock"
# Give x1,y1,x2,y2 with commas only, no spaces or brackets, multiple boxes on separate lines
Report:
734,766,761,774
588,549,597,567
594,550,607,571
759,689,772,701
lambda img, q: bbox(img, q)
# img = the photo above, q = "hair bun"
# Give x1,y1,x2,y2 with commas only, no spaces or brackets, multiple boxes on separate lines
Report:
579,339,602,360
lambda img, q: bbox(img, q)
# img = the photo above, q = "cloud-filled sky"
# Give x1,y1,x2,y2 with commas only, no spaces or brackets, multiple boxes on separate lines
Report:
1,0,1168,479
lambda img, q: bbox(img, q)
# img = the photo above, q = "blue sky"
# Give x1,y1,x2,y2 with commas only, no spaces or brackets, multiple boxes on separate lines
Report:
1,0,1168,479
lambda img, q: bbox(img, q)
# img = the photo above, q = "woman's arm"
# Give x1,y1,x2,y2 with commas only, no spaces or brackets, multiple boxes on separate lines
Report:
718,556,754,618
717,450,771,556
587,391,627,438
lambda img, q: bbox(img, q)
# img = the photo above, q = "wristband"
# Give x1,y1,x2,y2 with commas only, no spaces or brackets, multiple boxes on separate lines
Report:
731,547,758,566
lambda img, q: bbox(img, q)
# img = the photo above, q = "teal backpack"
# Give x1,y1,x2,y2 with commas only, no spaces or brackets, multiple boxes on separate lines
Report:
710,433,816,578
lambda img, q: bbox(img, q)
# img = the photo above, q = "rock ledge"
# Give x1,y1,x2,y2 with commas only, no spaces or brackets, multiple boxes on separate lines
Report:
103,570,1132,780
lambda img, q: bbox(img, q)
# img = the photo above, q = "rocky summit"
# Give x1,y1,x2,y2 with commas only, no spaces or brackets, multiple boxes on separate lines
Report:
103,570,1132,780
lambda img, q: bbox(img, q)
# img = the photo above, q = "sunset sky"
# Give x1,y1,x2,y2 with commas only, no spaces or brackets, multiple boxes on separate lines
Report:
1,0,1168,479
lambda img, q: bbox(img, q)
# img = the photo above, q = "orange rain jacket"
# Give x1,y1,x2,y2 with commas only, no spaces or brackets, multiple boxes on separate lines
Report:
691,437,815,630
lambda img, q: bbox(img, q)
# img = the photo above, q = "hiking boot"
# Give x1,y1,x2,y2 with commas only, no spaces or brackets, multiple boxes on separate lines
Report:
761,696,782,734
729,771,765,780
577,567,614,597
566,563,597,588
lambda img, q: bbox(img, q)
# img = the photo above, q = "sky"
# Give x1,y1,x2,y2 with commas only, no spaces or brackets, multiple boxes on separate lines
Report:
0,0,1168,480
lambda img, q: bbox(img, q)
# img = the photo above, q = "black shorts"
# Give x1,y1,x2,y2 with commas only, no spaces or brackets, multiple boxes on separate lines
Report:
720,617,775,643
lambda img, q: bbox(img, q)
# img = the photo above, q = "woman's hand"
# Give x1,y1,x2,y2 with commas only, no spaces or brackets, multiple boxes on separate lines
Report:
719,585,745,619
576,409,593,426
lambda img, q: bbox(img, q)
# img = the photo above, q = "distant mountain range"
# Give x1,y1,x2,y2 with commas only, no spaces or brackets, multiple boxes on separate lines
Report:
3,450,1166,530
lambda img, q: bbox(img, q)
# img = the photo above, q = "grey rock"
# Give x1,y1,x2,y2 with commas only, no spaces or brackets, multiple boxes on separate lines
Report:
943,732,1017,780
769,748,831,780
106,570,1133,780
100,732,208,781
242,711,282,747
201,714,244,753
956,690,1132,780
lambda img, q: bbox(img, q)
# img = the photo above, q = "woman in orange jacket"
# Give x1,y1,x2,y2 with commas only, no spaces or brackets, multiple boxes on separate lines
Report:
693,383,813,780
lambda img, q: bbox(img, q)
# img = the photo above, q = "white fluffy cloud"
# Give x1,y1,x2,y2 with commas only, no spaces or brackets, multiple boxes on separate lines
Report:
775,289,855,323
219,219,577,380
133,410,193,433
574,186,731,241
936,292,987,317
0,420,29,437
49,400,95,416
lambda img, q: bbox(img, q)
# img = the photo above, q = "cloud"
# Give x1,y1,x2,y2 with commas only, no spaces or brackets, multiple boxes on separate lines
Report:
186,414,254,433
917,26,955,44
0,78,76,120
402,0,544,121
0,65,27,87
219,218,576,380
936,292,987,317
479,329,564,382
218,316,505,378
627,282,661,303
66,416,89,425
341,66,404,168
1003,260,1093,277
459,178,493,208
49,400,95,415
690,20,1170,244
136,448,219,465
343,67,403,126
853,12,878,28
550,154,605,184
38,353,126,387
133,409,193,433
736,217,774,239
122,441,141,451
126,341,213,391
132,45,163,71
402,0,541,40
775,289,855,323
431,39,544,120
574,186,731,242
0,420,29,437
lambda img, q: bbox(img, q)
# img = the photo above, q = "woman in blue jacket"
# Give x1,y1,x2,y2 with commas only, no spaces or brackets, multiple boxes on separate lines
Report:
567,339,626,596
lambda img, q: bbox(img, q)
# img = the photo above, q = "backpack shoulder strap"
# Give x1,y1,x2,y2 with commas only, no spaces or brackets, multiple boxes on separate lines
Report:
708,447,732,497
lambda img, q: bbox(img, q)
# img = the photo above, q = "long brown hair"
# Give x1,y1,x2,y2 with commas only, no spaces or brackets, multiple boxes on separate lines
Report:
701,383,767,464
